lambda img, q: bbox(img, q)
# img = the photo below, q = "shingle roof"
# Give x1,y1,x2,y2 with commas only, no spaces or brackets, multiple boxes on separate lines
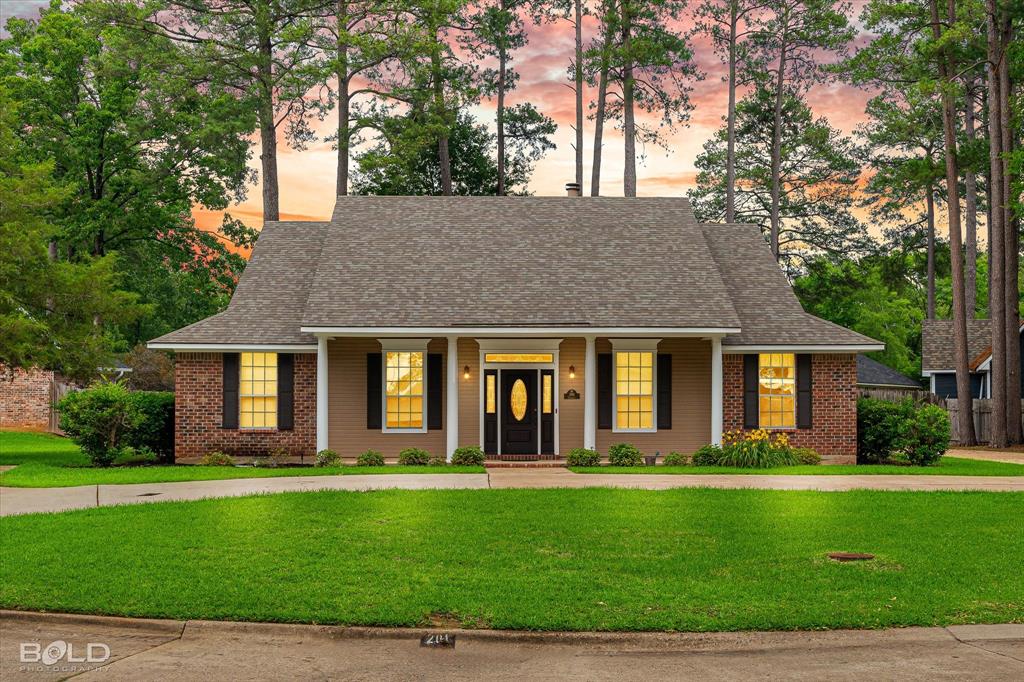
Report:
149,221,328,346
150,197,882,349
700,223,881,347
857,356,921,389
303,196,740,328
921,319,992,372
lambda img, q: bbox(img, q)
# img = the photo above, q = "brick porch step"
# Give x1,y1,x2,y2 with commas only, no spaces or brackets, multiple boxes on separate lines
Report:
484,461,566,468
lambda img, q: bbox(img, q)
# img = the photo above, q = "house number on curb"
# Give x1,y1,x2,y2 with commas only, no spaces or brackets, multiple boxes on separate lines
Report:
420,634,456,648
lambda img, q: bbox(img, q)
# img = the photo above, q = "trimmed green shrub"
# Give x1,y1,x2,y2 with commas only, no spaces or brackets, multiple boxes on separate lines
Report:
792,447,822,465
58,381,144,466
565,448,600,466
692,444,723,466
111,446,159,467
904,404,950,465
200,451,234,466
857,398,915,464
451,446,485,466
124,391,175,461
267,448,290,467
662,451,690,466
428,456,448,466
608,443,643,467
315,449,341,467
397,448,431,465
357,450,385,466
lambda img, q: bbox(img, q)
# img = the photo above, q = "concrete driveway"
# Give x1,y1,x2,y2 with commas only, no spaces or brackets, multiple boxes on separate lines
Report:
2,611,1022,681
4,467,1024,516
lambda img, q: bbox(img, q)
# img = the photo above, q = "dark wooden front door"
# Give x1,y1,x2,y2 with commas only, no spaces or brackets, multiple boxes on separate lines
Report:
501,370,537,454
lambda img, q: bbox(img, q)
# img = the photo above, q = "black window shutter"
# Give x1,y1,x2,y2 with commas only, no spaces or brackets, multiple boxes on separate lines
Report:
598,353,612,429
366,353,382,429
427,353,442,430
796,354,813,429
277,353,294,430
657,353,672,429
743,354,759,429
222,353,240,429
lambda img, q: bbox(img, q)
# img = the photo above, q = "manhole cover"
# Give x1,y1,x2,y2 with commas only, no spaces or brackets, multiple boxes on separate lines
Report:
828,552,874,562
137,492,162,497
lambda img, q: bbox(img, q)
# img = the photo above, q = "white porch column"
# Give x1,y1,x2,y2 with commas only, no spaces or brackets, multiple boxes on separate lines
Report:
583,335,597,450
446,335,459,461
316,335,329,453
711,336,723,446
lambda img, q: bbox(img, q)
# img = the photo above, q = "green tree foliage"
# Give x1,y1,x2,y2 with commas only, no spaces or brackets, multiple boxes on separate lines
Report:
352,109,550,195
0,83,140,381
689,87,867,270
2,2,258,349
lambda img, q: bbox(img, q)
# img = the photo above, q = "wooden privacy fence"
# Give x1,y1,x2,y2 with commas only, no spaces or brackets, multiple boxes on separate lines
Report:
858,388,934,404
944,399,1024,444
48,375,76,434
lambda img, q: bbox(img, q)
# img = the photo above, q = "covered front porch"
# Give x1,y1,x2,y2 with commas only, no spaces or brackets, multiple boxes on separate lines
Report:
308,329,726,462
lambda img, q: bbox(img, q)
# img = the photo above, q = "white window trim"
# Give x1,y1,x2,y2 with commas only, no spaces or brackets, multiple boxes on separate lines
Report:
239,351,279,431
757,353,797,430
610,339,661,434
380,339,430,434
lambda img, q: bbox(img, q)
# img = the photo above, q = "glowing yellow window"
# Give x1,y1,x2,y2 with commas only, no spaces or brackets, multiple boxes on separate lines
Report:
483,353,554,363
240,352,277,429
385,351,424,429
542,373,552,414
486,374,496,414
615,351,653,430
758,353,795,428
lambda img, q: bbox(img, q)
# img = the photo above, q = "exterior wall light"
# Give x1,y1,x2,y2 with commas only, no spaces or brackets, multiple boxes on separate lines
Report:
569,365,576,379
463,365,470,380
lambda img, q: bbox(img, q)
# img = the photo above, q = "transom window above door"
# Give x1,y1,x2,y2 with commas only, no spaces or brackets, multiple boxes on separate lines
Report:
483,353,554,363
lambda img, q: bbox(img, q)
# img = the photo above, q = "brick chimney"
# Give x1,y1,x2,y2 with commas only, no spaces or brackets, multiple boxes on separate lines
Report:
565,182,581,197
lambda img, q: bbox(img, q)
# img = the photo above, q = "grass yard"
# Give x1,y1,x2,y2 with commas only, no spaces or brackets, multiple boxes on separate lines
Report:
571,457,1024,477
0,431,482,488
1,488,1021,632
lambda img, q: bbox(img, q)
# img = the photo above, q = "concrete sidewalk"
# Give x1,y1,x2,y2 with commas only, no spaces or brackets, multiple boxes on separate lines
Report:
2,610,1022,681
5,467,1024,516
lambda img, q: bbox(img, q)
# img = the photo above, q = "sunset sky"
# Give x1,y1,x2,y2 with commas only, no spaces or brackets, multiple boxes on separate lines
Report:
6,0,880,232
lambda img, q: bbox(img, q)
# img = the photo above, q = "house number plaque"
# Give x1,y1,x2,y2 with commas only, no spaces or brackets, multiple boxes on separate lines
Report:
563,389,580,400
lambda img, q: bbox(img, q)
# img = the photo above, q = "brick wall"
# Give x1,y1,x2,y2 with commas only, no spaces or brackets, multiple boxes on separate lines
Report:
0,365,56,430
174,353,316,460
723,353,857,462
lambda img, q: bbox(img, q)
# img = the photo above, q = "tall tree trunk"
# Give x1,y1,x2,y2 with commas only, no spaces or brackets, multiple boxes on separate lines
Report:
590,11,613,197
999,20,1021,443
725,5,739,223
496,39,507,196
931,0,975,444
768,39,788,260
621,2,636,197
964,78,978,317
431,47,452,195
258,33,279,222
986,2,1007,447
926,188,936,320
336,1,350,196
574,0,584,194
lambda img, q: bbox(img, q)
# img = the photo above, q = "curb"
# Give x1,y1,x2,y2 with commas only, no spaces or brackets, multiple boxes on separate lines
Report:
4,610,1022,650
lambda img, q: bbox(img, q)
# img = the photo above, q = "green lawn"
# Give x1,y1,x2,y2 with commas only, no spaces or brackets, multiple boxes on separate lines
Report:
0,431,482,488
571,457,1024,477
1,488,1021,632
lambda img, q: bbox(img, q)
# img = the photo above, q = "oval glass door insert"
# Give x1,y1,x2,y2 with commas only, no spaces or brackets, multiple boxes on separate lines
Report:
510,379,528,421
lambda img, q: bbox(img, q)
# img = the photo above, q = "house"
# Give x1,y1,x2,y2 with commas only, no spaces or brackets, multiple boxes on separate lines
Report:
856,356,921,394
148,195,883,464
922,319,1024,399
0,365,77,432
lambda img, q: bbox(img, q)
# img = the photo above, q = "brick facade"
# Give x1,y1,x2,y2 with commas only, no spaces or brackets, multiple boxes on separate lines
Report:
174,353,316,460
0,365,57,430
723,353,857,463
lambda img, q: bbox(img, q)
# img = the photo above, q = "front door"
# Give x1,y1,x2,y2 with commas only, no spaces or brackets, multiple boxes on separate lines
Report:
501,370,537,454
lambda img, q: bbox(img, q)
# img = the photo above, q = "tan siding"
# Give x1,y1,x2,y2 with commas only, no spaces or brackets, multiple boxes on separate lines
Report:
458,338,481,447
327,337,446,459
596,338,712,456
559,338,586,453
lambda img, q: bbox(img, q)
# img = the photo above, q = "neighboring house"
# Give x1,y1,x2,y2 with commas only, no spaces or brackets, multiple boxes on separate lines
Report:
149,195,882,464
922,319,1024,399
0,365,77,432
856,356,922,394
